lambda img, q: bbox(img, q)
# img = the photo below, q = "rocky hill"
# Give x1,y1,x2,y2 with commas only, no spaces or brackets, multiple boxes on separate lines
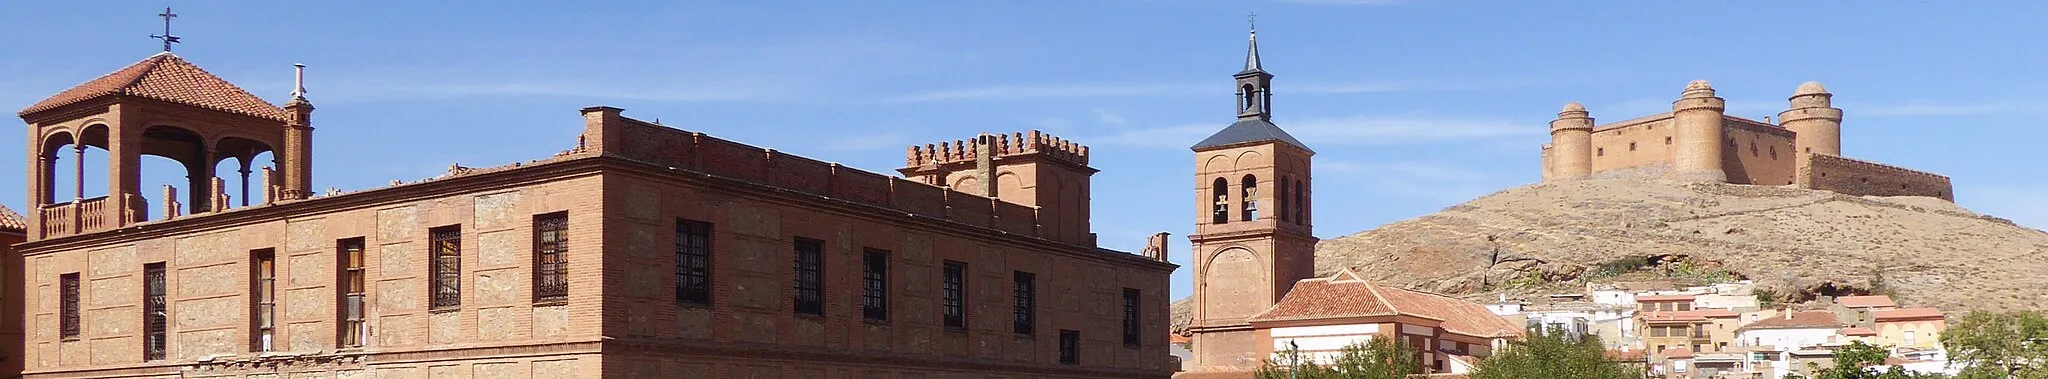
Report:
1173,179,2048,332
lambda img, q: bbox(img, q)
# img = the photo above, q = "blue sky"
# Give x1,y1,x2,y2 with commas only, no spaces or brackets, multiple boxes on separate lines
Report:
4,1,2045,300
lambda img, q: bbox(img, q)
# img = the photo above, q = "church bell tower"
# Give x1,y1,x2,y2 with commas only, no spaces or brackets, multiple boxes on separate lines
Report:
1184,24,1318,371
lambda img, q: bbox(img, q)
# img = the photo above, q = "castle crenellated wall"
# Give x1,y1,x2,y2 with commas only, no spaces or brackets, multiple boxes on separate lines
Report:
1797,153,1953,201
578,108,1073,245
903,131,1089,168
1543,81,1953,201
1720,118,1799,186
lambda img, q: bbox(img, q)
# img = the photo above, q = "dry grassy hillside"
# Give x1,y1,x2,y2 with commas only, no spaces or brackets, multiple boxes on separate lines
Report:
1172,179,2048,332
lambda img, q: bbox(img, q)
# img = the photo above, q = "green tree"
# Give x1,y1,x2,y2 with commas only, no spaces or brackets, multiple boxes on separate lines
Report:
1469,327,1637,379
1784,341,1954,379
1942,311,2048,379
1254,337,1419,379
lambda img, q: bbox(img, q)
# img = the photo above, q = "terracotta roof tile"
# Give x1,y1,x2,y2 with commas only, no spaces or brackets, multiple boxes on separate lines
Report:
1837,295,1897,308
1874,307,1944,321
1838,327,1878,336
0,205,23,232
1637,294,1697,302
1248,270,1523,339
1739,311,1843,331
1662,348,1694,359
20,53,288,121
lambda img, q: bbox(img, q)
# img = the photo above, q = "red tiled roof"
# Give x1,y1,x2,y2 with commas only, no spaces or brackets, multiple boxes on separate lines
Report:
1662,348,1694,359
1169,333,1191,344
1248,270,1523,338
1874,307,1944,321
1637,294,1697,302
1838,295,1898,308
1838,327,1878,336
1740,311,1844,331
19,53,288,121
0,205,23,232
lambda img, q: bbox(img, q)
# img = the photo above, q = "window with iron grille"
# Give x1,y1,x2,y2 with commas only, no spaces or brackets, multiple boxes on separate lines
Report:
143,263,166,360
430,227,462,309
1013,271,1035,335
60,273,79,339
861,249,889,322
676,219,712,306
793,238,823,316
533,213,569,303
253,249,276,352
1059,330,1080,365
942,261,966,329
1122,288,1140,348
339,238,367,347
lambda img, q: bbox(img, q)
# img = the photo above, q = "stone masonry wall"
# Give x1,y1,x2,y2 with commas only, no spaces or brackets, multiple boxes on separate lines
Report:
21,173,605,378
1797,153,1954,201
597,170,1176,378
587,113,1069,246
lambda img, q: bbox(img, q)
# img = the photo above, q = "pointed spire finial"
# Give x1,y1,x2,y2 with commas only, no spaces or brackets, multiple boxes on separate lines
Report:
150,7,181,52
290,63,307,99
1243,12,1264,74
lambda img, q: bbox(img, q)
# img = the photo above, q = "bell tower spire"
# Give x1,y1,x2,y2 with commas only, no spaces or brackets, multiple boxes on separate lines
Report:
1234,15,1274,121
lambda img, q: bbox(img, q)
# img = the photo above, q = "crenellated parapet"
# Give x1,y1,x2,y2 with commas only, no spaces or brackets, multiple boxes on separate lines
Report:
903,130,1090,168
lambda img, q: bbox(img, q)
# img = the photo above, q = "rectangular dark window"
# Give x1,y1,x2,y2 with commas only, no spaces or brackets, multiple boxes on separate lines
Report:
339,238,367,348
793,238,824,316
253,249,276,352
942,261,966,329
1013,271,1035,335
59,273,79,339
861,249,889,322
533,212,569,303
430,226,462,309
676,219,712,306
1059,330,1080,365
1122,288,1141,348
143,263,166,360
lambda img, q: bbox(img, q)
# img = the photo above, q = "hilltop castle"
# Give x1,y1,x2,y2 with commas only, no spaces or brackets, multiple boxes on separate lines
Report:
1540,80,1954,201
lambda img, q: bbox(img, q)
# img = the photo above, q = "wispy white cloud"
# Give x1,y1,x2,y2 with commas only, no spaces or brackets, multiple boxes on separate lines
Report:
1084,115,1533,148
825,132,909,152
1269,0,1404,5
1323,160,1501,202
886,79,1502,103
888,83,1209,103
1093,108,1128,126
1853,101,2021,117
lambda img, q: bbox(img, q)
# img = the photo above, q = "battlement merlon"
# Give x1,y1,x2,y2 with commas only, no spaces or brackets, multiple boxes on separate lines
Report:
902,130,1091,169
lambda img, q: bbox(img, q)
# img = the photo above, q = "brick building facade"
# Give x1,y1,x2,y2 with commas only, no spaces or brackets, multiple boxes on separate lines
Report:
9,51,1177,378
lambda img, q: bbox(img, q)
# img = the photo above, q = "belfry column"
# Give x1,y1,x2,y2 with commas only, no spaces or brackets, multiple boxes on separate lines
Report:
1547,102,1595,181
188,148,217,213
1670,80,1727,183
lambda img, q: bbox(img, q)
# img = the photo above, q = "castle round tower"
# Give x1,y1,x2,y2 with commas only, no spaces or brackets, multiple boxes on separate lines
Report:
1547,102,1594,181
1779,81,1843,156
1670,80,1728,183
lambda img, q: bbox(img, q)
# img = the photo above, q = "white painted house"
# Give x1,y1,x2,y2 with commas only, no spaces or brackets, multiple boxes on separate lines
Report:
1735,311,1847,379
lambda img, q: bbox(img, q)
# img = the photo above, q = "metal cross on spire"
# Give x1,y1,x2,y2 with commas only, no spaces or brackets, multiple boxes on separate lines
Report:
149,7,181,52
1248,11,1257,33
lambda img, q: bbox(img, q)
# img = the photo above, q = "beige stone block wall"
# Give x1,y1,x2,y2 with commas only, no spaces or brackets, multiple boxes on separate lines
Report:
1586,117,1678,176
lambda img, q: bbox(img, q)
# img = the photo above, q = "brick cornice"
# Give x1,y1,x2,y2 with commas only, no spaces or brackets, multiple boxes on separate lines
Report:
601,157,1175,272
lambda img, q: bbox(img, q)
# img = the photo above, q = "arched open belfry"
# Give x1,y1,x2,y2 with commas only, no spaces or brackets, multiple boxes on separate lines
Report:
20,52,313,239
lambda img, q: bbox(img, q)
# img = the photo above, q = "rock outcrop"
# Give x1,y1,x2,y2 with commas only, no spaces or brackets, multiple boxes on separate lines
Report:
1173,179,2048,332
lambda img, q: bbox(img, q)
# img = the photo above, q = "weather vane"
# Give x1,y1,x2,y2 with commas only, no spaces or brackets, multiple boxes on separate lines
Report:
150,7,180,52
